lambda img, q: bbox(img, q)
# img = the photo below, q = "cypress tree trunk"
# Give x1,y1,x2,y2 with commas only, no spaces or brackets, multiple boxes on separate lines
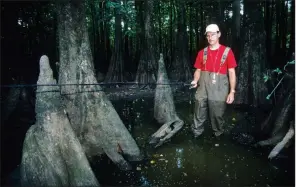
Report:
264,0,272,64
134,0,144,74
288,0,295,58
90,0,99,71
232,0,241,57
169,0,192,82
99,1,111,73
135,0,157,86
169,0,173,66
195,4,199,50
158,1,162,54
20,56,100,187
189,3,194,60
57,0,142,170
275,0,281,56
280,0,288,62
235,0,270,106
98,1,106,72
257,82,294,147
199,2,205,47
123,0,130,74
105,0,125,82
260,77,295,135
149,54,184,148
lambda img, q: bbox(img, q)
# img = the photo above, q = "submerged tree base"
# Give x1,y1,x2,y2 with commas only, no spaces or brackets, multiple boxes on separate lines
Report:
20,56,100,187
148,54,185,148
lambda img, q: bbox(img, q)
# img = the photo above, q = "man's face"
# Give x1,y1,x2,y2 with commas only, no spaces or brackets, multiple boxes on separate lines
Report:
206,32,220,45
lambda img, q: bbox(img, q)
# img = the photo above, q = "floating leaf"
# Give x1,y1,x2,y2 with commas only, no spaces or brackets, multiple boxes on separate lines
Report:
266,94,271,100
153,154,160,158
150,160,156,164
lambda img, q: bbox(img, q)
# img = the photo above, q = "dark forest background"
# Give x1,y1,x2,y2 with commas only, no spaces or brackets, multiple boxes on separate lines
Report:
0,0,295,185
1,0,295,106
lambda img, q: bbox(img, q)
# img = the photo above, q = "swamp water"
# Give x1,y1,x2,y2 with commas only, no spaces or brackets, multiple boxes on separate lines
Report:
2,90,295,187
93,96,295,187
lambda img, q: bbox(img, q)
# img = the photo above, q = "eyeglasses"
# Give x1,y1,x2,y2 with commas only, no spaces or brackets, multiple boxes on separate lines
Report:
206,32,219,39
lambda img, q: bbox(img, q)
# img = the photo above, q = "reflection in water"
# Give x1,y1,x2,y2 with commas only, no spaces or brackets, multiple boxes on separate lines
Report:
100,98,294,187
140,176,151,186
175,148,184,169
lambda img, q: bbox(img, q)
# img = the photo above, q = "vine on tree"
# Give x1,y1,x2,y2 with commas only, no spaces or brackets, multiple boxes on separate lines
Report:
263,56,295,100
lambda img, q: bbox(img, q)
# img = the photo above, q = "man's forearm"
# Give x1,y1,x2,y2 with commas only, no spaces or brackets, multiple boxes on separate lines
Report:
193,69,201,82
228,68,236,93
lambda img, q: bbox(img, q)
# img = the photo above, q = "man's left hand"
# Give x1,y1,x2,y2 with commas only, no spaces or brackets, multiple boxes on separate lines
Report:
226,93,235,104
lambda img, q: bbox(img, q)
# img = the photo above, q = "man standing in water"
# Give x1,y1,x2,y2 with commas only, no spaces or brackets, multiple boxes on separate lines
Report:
190,24,237,138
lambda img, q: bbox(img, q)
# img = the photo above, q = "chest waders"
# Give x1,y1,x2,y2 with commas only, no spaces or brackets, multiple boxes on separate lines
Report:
192,47,230,137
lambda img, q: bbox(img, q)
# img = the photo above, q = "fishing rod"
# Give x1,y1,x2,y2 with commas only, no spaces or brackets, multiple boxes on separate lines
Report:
1,82,197,89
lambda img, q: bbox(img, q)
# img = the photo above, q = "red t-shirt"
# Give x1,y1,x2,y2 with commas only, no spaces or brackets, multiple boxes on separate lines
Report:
194,45,237,74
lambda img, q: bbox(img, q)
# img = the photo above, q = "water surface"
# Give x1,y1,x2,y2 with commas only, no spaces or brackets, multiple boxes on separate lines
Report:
92,97,295,187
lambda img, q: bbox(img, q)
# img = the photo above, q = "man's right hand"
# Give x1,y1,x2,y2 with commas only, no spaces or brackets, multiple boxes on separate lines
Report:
190,80,198,88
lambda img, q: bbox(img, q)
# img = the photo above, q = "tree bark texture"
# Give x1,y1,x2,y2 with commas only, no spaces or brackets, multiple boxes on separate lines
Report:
256,88,294,156
134,0,145,71
90,0,100,72
105,1,125,82
98,1,106,72
135,0,157,86
232,0,241,57
169,0,173,64
288,0,295,58
195,5,199,51
264,0,272,64
267,121,294,159
123,0,131,73
274,0,283,62
57,0,142,170
234,1,270,106
169,0,192,82
260,76,295,136
189,4,193,57
280,0,287,59
20,56,100,187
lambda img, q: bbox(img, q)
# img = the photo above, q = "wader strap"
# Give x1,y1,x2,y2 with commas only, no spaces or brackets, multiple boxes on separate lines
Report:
220,47,230,66
203,47,208,64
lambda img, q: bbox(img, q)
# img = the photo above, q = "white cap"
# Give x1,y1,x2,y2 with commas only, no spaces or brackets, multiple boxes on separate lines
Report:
205,24,220,34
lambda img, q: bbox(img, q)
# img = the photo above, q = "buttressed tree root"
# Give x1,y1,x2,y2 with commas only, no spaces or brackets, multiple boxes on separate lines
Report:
149,54,184,148
256,92,294,159
57,0,143,171
268,121,294,160
20,55,100,187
